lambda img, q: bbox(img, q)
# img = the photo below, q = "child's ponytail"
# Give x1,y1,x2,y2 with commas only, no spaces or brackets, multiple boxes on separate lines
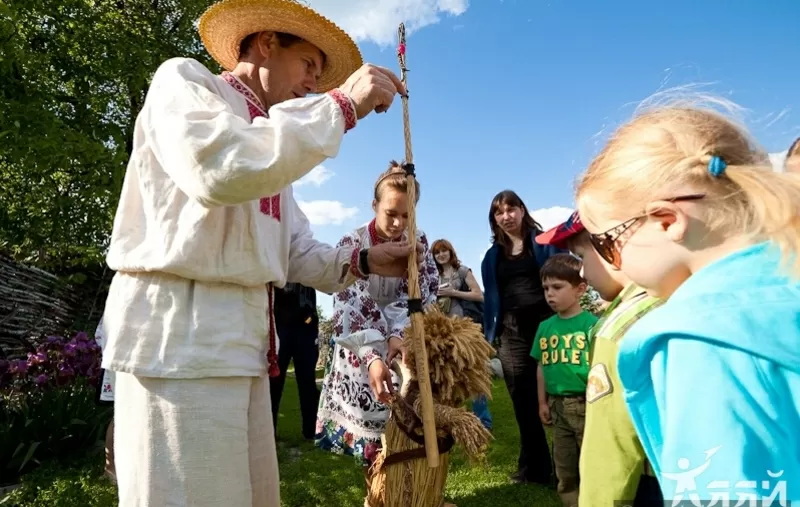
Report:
722,165,800,276
576,99,800,279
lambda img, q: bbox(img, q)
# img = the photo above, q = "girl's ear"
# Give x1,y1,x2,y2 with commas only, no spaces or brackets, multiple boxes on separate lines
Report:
644,200,687,243
372,199,378,213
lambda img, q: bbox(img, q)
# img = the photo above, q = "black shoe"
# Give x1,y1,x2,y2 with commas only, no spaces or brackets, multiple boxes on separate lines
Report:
509,471,553,487
509,471,530,484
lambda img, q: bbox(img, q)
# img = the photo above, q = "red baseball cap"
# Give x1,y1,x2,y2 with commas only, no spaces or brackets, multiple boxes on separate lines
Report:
535,211,585,249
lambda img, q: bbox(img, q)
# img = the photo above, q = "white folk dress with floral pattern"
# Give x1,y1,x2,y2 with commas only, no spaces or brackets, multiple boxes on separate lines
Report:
314,220,440,467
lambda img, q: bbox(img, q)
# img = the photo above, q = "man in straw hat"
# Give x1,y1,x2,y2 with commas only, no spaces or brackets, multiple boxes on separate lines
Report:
100,0,413,505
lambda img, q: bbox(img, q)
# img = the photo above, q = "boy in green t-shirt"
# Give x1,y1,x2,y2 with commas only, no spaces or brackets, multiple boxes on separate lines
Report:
535,211,664,507
531,253,598,507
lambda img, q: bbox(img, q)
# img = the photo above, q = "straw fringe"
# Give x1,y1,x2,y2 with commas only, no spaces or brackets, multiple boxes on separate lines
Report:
368,309,495,506
369,419,451,507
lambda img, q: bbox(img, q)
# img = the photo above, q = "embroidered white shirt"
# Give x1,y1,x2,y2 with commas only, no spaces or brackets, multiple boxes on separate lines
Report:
101,57,358,378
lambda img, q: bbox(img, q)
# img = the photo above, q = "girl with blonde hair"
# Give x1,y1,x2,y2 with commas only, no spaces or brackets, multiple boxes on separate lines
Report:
575,100,800,502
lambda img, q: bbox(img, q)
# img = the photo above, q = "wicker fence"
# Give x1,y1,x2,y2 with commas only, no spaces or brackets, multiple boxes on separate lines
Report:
0,255,108,358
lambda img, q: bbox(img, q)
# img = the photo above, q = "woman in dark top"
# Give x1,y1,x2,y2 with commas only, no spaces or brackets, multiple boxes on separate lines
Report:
481,190,564,485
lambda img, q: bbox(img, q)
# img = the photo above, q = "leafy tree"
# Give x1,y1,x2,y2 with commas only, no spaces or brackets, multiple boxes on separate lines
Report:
0,0,217,272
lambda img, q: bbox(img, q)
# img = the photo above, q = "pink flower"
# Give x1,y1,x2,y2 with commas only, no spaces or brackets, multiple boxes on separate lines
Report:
364,442,379,462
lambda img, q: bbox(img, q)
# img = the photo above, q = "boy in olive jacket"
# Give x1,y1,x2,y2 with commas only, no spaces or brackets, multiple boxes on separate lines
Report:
536,212,663,507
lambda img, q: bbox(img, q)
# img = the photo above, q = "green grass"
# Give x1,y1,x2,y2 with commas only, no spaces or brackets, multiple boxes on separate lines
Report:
4,377,560,507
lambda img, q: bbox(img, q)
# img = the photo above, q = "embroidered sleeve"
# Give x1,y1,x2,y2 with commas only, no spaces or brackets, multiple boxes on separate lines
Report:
287,190,361,294
146,58,345,207
383,232,441,340
330,231,389,366
326,89,357,132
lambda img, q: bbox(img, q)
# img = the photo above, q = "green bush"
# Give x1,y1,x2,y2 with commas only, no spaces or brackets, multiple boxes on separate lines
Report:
1,380,112,485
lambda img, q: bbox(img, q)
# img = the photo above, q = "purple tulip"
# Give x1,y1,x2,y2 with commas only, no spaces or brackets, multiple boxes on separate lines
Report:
28,352,48,365
62,343,77,356
13,359,28,374
0,329,108,397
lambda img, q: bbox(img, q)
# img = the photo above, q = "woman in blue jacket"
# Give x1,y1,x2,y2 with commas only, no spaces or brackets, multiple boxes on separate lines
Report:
481,190,564,485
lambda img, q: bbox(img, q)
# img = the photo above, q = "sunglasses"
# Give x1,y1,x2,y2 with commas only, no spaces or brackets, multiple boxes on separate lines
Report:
588,194,706,268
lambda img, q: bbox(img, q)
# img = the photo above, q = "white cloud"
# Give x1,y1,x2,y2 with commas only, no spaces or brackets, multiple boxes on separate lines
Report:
308,0,468,47
294,165,334,187
531,206,574,230
298,200,359,225
769,151,787,173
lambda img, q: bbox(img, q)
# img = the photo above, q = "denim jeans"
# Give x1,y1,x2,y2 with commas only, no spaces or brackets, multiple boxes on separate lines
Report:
471,395,493,430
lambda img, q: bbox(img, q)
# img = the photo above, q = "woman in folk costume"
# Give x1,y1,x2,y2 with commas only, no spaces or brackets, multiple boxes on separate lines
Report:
99,0,416,505
315,162,440,506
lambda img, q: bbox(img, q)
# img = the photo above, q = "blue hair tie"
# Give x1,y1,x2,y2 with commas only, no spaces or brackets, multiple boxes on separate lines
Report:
707,156,727,177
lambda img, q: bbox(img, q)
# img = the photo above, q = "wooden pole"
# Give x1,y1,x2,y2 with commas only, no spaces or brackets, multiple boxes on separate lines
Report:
396,22,439,469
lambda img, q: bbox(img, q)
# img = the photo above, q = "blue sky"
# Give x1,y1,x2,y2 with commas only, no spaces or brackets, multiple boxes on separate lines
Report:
299,0,800,315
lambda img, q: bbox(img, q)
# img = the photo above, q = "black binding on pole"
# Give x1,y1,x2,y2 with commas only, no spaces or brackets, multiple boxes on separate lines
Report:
401,162,416,177
407,298,423,315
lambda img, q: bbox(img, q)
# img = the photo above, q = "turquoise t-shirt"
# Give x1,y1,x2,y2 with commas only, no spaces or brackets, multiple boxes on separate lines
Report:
531,310,598,396
617,242,800,502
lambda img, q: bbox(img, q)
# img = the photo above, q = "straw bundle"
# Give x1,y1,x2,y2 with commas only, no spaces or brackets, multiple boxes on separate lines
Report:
366,308,495,507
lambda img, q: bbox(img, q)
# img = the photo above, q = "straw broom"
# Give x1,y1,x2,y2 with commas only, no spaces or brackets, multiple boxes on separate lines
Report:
367,310,495,507
395,21,439,470
362,25,493,507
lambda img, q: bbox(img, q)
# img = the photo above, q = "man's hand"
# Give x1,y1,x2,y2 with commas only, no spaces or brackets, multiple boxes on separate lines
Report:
386,336,405,365
366,242,425,278
538,402,552,426
368,359,395,404
339,64,407,119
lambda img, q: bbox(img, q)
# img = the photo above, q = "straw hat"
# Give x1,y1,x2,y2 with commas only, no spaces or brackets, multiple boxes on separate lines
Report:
199,0,363,93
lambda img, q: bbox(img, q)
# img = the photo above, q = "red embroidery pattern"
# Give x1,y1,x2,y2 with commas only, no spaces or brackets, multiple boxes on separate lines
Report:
220,71,282,376
332,231,390,339
367,219,403,246
361,350,382,368
258,194,281,222
267,285,280,378
330,227,440,345
349,246,366,280
327,88,357,133
221,72,265,113
419,234,442,302
220,71,282,224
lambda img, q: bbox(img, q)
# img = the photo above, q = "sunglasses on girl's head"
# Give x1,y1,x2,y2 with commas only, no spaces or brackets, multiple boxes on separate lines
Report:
587,194,706,268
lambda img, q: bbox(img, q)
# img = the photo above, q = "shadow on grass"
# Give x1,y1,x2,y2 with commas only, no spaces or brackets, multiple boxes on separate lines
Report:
5,377,560,506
